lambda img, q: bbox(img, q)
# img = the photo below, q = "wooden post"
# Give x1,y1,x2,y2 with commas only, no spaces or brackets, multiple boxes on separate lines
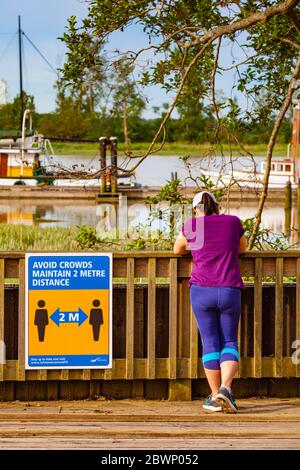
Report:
284,180,292,237
297,178,300,243
18,259,25,381
0,259,5,381
169,258,177,380
99,136,107,193
169,379,192,401
253,257,262,378
110,136,118,194
189,304,199,378
236,315,242,378
168,259,191,400
296,258,300,377
147,258,156,379
126,258,134,379
275,257,283,377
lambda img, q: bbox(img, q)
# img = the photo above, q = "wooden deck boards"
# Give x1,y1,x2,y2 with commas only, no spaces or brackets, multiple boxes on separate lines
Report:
0,399,299,449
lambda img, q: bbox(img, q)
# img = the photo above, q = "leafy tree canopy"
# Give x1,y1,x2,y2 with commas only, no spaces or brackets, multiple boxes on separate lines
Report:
60,1,300,148
60,0,300,248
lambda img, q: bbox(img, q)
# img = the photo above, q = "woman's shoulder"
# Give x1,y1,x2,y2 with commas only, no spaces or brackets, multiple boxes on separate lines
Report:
219,213,241,222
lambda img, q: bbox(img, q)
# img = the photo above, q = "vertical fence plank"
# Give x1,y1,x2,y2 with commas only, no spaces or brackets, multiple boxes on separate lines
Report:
0,259,4,381
169,258,177,379
236,315,242,378
275,257,283,377
147,258,156,379
189,305,198,379
82,370,91,380
285,301,291,357
189,259,198,378
296,259,300,377
37,370,48,381
126,258,135,379
177,282,183,358
18,259,25,381
253,257,262,378
60,370,69,381
242,303,248,358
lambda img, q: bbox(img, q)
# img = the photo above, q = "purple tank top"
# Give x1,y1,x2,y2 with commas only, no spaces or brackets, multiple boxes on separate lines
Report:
182,214,245,289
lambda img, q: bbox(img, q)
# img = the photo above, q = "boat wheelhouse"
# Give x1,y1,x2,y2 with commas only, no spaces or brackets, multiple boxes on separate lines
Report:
0,110,44,186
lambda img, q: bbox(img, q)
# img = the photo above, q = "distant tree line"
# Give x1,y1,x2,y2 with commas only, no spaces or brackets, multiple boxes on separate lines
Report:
0,90,292,145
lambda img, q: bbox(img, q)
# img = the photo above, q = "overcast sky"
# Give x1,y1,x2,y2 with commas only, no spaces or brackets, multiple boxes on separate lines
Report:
0,0,245,118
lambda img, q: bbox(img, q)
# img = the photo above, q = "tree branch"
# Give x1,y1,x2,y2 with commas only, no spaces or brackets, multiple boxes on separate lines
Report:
211,36,222,141
280,37,300,50
287,8,300,34
128,39,214,172
221,51,262,71
190,0,300,48
248,53,300,250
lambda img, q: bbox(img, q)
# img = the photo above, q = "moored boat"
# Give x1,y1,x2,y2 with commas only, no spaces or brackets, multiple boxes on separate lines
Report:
0,110,46,186
201,158,297,189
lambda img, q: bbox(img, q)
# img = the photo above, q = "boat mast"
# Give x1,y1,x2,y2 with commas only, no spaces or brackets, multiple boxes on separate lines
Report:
18,15,24,131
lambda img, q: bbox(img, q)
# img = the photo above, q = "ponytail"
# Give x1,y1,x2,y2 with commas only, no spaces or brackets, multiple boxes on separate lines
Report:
197,193,219,215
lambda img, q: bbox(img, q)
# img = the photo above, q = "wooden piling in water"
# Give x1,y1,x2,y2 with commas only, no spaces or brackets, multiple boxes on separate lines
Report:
99,137,107,193
110,137,118,194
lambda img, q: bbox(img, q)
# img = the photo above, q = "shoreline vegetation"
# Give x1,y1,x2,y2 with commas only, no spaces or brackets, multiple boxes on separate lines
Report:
0,224,171,252
51,141,289,158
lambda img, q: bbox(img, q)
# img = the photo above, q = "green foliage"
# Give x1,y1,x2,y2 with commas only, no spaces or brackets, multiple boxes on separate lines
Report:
0,92,35,131
145,178,189,205
145,179,190,240
59,17,106,113
31,105,292,144
241,216,290,251
58,0,299,154
38,105,92,139
126,238,146,250
74,225,101,249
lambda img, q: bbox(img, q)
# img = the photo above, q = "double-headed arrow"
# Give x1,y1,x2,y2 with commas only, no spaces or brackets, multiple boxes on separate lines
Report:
50,307,88,327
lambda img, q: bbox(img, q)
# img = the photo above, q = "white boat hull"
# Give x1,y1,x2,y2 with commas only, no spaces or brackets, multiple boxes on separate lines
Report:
53,179,101,187
201,169,297,189
0,178,38,186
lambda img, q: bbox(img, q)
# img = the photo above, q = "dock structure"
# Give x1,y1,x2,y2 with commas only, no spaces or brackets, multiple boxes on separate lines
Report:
1,184,300,202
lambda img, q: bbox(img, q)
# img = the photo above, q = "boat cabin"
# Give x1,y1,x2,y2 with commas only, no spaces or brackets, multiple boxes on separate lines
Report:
261,159,294,175
0,110,44,183
0,146,40,178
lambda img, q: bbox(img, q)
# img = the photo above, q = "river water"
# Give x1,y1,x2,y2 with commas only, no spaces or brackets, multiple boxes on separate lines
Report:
0,154,296,236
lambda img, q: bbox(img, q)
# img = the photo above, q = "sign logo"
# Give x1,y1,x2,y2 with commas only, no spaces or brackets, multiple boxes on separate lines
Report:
25,253,112,369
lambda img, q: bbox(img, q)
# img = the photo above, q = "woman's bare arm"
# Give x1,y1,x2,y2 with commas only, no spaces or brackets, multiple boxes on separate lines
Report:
239,235,248,254
173,232,190,255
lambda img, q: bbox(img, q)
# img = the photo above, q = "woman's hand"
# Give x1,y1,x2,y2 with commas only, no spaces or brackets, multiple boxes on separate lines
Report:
173,232,190,255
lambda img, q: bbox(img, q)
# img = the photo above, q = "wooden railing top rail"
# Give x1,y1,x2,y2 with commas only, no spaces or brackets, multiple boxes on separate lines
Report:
1,250,300,258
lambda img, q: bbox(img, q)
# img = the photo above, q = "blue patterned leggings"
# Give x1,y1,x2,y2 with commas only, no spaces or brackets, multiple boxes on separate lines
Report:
190,285,241,370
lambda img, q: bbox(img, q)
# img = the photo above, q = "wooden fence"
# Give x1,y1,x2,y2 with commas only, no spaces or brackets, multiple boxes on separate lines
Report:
0,251,300,400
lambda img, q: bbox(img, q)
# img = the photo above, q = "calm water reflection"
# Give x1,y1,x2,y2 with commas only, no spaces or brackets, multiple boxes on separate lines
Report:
0,155,293,235
0,199,293,237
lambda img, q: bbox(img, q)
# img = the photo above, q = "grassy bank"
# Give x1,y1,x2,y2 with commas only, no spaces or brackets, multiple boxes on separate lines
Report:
51,141,288,158
0,225,79,251
0,224,172,251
